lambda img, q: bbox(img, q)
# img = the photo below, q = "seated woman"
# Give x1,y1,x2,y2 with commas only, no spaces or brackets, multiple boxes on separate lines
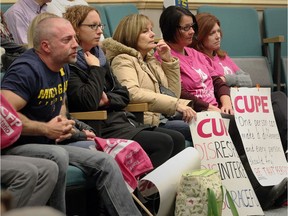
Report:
192,12,253,87
157,6,234,115
193,12,287,153
102,14,196,142
63,5,186,168
159,7,287,210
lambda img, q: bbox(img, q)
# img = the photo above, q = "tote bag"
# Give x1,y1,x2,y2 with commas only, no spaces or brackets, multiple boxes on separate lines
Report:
175,169,238,216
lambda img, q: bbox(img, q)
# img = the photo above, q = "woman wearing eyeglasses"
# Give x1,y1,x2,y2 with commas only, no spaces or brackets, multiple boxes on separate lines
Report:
157,6,234,115
64,5,187,168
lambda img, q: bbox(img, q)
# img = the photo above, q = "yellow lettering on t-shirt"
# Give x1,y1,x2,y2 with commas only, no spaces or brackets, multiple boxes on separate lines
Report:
38,81,68,99
60,68,65,76
58,84,63,94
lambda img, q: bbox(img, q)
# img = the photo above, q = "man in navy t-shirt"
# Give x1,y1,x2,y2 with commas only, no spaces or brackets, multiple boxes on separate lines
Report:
1,16,141,215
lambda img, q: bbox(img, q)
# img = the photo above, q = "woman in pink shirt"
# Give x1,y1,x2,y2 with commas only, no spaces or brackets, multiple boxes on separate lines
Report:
159,7,287,210
157,6,234,115
192,12,252,87
193,12,287,153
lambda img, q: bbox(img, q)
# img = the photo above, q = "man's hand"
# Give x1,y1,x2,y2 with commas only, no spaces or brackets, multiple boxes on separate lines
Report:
83,129,96,141
45,115,75,143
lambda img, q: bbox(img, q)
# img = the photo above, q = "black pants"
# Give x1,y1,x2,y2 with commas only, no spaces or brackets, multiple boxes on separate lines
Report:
271,91,287,152
133,127,185,168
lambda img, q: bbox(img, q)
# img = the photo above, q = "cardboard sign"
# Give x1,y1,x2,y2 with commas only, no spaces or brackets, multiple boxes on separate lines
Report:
190,111,264,216
230,87,287,186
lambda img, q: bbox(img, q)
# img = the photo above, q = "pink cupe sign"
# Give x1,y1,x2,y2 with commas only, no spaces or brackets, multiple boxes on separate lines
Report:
1,94,23,149
95,137,153,192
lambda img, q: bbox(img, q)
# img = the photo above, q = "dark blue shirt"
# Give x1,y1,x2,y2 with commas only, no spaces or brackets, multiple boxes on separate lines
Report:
1,48,69,144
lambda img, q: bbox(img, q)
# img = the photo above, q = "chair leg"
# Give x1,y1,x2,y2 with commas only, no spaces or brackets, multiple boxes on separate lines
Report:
273,42,282,91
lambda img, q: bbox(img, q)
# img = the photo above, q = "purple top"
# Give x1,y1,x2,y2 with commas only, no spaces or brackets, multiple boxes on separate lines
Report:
4,0,47,44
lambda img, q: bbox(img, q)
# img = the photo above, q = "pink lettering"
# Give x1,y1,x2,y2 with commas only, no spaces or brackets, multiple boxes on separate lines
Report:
234,95,270,113
197,118,228,138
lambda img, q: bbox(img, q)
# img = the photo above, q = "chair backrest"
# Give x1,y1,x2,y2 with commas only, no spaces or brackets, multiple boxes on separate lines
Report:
263,8,288,92
103,4,138,36
1,4,13,13
197,6,262,57
263,8,288,58
231,57,274,89
89,4,111,38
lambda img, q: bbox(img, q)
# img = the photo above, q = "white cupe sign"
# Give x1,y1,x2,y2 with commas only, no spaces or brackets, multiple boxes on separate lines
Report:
230,87,287,186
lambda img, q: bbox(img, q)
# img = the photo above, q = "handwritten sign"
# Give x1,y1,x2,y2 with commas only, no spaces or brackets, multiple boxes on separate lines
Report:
230,88,287,186
190,111,263,216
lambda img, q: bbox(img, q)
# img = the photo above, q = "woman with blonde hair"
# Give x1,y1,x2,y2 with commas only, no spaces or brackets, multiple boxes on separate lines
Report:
102,14,196,142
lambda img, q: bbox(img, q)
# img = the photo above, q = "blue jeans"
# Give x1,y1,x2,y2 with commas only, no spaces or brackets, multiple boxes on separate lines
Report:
5,143,141,215
160,119,192,142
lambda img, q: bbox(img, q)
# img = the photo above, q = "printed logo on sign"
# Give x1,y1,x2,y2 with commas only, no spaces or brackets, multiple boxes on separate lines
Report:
1,106,22,136
1,118,14,136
